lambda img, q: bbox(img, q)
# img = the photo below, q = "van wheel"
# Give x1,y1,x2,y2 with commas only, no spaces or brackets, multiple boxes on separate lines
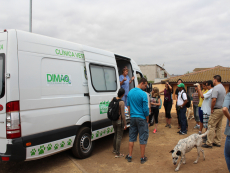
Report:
72,127,93,159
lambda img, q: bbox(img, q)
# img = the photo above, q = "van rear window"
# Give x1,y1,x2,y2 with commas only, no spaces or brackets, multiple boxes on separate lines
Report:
0,54,5,98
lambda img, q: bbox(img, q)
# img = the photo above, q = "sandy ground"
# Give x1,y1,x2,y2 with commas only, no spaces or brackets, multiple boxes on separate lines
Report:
0,113,229,173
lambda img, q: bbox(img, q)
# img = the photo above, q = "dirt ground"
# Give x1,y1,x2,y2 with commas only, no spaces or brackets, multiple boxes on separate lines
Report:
0,113,229,173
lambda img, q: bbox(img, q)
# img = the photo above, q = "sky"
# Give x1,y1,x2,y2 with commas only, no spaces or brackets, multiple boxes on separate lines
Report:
0,0,230,75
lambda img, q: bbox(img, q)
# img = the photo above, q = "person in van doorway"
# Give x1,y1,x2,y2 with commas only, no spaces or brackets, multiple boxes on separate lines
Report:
177,83,188,135
197,81,208,135
175,79,188,130
126,78,149,164
160,82,173,128
202,75,226,148
192,85,200,129
197,81,213,143
222,85,230,172
112,88,127,158
119,67,135,106
150,87,161,133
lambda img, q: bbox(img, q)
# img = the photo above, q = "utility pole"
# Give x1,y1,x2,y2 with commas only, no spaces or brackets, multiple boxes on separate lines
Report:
29,0,32,32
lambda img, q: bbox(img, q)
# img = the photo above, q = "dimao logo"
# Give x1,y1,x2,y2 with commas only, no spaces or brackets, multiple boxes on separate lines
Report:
0,45,3,50
47,74,72,85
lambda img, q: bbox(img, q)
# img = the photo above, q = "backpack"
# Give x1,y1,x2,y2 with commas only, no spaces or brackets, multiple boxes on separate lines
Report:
156,96,162,109
107,97,121,121
181,91,191,108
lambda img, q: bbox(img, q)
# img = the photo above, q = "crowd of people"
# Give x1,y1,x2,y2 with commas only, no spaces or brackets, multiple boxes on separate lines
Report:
112,70,230,171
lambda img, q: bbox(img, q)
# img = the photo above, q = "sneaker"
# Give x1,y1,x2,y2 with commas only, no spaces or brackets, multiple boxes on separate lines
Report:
125,154,132,162
202,144,212,148
179,131,187,135
165,124,168,127
140,156,148,164
153,129,157,134
168,124,171,128
213,143,221,147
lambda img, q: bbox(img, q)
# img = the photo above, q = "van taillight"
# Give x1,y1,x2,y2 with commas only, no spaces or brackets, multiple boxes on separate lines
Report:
6,101,21,139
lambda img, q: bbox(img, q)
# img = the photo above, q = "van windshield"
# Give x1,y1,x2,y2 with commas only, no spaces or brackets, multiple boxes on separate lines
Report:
0,54,5,98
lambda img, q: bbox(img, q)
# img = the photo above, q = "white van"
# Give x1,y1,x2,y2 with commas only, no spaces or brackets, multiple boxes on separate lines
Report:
0,29,144,161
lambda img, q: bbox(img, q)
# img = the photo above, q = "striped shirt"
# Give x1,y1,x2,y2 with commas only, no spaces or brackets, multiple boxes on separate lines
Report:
193,92,199,106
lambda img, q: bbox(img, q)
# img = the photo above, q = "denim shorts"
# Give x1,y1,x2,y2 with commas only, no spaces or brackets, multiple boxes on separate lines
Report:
129,117,149,145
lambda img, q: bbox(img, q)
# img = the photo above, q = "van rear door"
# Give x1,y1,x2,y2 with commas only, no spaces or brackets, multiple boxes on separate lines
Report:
83,46,119,141
0,32,7,153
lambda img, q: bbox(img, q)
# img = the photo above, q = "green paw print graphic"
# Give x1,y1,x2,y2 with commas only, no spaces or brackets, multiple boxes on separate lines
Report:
110,127,114,132
100,131,103,136
38,145,46,155
102,129,106,134
96,131,99,137
67,139,72,145
47,144,52,151
91,134,94,139
60,141,65,147
107,128,110,134
30,148,36,156
54,143,59,150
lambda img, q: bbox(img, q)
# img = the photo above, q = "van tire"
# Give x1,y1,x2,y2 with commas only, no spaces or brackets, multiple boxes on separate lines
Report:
72,127,93,159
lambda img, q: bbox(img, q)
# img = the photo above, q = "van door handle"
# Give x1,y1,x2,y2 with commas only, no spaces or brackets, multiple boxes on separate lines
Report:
84,93,89,96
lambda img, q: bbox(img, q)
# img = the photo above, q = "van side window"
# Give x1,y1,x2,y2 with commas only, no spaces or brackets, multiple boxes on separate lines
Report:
90,64,117,92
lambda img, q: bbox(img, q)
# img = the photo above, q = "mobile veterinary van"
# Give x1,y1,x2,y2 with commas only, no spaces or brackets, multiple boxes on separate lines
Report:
0,29,143,161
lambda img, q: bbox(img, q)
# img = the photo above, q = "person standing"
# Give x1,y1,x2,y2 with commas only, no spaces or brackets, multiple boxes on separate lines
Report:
192,85,200,129
150,87,161,133
119,67,135,106
202,75,226,148
126,78,149,164
197,80,214,143
160,82,173,128
112,88,127,158
197,81,208,135
222,85,230,172
175,79,188,130
177,83,188,135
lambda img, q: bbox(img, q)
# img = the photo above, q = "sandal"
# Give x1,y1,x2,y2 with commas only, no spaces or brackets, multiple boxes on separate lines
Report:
115,153,124,158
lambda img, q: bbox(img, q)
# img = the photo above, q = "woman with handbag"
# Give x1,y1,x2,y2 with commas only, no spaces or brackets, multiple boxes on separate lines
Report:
160,82,173,128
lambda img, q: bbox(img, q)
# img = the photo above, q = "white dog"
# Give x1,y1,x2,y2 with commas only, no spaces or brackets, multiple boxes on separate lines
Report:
170,127,210,172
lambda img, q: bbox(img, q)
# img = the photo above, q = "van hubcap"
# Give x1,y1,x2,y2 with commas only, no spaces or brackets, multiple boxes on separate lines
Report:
80,133,91,153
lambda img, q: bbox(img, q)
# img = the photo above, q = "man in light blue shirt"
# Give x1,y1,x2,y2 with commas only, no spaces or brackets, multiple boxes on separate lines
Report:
119,68,135,106
125,78,149,164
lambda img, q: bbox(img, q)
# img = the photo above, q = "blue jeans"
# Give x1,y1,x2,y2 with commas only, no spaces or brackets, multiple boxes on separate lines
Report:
225,135,230,172
122,95,128,106
199,107,203,123
179,107,187,133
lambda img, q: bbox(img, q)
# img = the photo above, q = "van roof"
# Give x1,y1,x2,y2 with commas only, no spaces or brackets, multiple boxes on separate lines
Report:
7,29,140,71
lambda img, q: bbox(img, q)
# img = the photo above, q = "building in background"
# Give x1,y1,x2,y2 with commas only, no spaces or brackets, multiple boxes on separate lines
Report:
163,66,230,100
138,64,170,83
152,66,230,112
